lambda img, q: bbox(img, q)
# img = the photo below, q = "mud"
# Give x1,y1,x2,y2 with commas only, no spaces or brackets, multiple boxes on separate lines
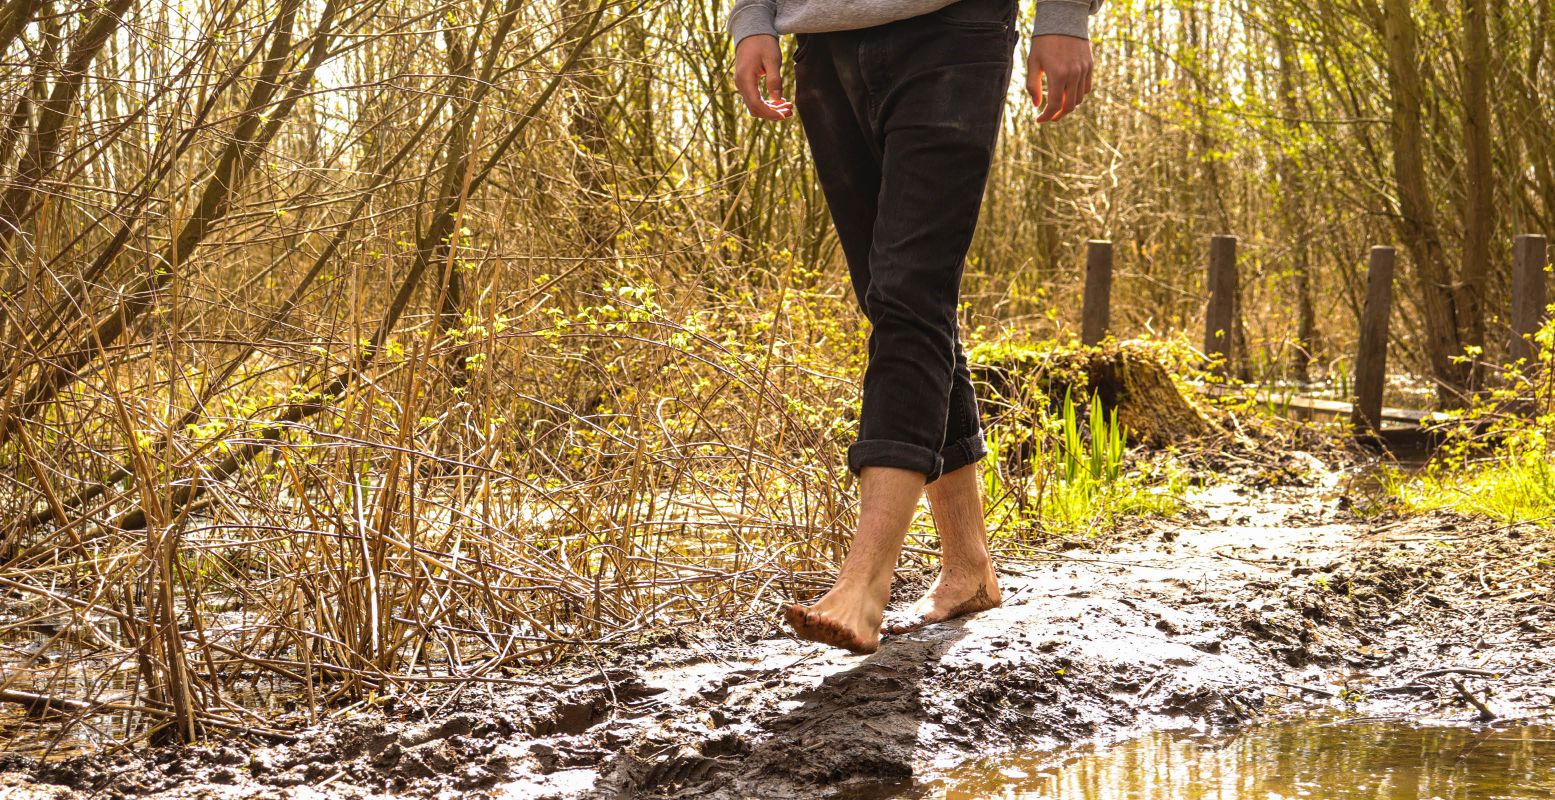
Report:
3,454,1552,799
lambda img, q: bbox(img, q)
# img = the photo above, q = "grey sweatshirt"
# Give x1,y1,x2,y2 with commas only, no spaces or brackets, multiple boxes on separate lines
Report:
728,0,1102,46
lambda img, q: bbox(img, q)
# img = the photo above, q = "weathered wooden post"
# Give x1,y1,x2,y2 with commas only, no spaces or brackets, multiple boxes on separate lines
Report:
1203,235,1237,373
1082,239,1113,346
1509,234,1549,367
1353,246,1396,436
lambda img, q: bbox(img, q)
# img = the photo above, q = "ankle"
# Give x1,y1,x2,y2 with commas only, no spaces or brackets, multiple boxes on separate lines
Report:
828,573,894,604
938,552,994,577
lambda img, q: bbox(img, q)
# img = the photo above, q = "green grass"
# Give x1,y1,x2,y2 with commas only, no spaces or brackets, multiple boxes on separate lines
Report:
983,388,1187,539
1385,449,1555,523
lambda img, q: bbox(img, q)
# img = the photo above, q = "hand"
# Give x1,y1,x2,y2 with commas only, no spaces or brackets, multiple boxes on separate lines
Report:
1027,35,1093,122
734,35,794,121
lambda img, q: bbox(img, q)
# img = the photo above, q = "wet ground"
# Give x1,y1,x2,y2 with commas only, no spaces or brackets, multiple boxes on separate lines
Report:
2,453,1552,798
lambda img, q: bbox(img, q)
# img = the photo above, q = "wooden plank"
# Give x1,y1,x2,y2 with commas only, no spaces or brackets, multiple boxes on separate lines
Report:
1260,393,1431,424
1082,239,1113,346
1202,383,1431,425
1353,246,1396,435
1203,235,1237,373
1510,234,1548,367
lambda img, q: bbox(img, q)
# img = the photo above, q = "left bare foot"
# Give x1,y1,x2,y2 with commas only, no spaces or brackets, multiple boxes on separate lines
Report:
883,564,1002,634
782,579,888,654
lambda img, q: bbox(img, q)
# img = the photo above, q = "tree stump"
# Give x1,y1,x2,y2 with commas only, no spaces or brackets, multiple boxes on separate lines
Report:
1086,346,1212,446
971,340,1212,448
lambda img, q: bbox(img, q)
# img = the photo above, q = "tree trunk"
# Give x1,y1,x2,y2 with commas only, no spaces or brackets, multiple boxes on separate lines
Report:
0,0,138,252
567,0,615,256
1459,0,1492,378
1379,0,1470,407
1274,21,1317,383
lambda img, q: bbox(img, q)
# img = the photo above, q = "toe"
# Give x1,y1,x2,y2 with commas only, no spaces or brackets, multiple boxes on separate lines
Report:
813,610,874,653
815,613,855,651
783,603,804,630
782,603,880,654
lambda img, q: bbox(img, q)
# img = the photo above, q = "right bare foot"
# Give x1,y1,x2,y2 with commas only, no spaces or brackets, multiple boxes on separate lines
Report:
883,563,1001,635
783,584,886,654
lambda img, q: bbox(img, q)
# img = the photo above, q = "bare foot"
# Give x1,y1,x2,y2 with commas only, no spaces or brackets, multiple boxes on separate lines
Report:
783,584,886,654
883,565,1001,634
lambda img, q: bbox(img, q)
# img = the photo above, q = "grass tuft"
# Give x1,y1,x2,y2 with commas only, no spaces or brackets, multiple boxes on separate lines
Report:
1386,450,1555,523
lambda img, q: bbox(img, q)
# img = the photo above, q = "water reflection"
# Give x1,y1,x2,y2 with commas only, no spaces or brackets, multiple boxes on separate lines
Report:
916,721,1555,799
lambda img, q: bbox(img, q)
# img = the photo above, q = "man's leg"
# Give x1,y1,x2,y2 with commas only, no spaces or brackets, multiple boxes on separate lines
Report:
845,0,1015,636
783,465,921,653
888,320,1000,633
939,336,988,476
845,0,1016,488
786,31,923,654
785,1,1015,652
886,462,1001,633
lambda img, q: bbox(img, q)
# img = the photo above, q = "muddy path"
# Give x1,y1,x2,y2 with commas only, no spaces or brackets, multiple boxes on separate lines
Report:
7,457,1554,799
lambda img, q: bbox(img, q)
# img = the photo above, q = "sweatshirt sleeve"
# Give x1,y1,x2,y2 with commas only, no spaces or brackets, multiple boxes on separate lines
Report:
728,0,779,46
1032,0,1103,39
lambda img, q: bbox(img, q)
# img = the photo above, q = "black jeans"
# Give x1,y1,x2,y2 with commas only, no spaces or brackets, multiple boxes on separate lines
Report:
793,0,1018,483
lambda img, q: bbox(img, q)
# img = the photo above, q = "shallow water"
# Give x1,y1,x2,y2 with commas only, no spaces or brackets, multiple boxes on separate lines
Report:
912,720,1555,799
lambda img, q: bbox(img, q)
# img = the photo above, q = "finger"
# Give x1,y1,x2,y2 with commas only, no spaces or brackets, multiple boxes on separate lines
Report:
1058,74,1082,118
761,60,794,120
1046,71,1079,120
737,68,783,120
1029,66,1050,118
763,52,785,105
1082,65,1093,99
735,68,762,115
1046,83,1069,120
1036,72,1061,122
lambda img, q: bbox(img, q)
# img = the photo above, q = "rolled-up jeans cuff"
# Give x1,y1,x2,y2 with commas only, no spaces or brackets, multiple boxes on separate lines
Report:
937,431,988,479
847,439,943,482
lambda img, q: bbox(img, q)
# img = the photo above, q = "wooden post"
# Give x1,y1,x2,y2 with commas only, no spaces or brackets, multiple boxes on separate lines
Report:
1353,246,1396,436
1509,234,1548,367
1203,235,1237,373
1082,240,1113,346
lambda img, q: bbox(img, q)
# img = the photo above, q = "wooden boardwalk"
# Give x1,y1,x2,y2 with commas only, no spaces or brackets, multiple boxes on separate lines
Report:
1201,384,1444,452
1253,393,1434,426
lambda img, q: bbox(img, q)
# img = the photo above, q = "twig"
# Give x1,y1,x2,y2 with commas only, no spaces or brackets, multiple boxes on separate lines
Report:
1413,667,1498,681
1213,546,1290,566
1452,679,1496,721
0,688,98,715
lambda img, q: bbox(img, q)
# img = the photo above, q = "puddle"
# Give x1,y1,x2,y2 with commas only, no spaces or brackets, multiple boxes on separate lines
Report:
910,720,1555,799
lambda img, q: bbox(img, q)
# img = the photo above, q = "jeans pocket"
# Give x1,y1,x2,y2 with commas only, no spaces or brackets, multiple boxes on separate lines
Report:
792,33,811,64
932,0,1015,30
